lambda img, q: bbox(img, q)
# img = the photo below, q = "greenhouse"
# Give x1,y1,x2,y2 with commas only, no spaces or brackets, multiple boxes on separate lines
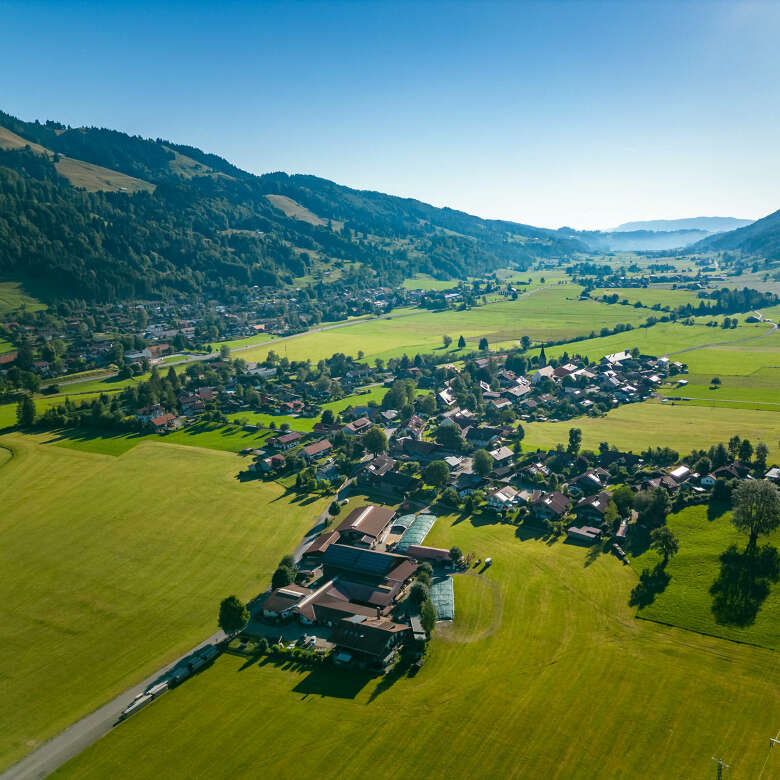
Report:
430,575,454,620
396,514,436,553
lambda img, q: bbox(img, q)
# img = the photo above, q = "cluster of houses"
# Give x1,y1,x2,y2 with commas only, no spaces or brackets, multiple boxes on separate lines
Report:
255,504,451,669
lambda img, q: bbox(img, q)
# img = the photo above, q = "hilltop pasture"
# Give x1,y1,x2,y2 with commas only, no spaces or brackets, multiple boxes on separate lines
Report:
0,434,327,770
58,509,780,780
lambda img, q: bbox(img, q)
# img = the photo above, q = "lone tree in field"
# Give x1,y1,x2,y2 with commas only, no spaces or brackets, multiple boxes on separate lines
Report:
442,334,452,349
520,335,531,351
567,427,582,455
449,546,463,564
423,459,450,490
711,376,721,387
478,337,489,351
650,527,679,565
457,335,466,349
218,595,249,634
731,479,780,550
363,425,388,455
16,395,36,428
320,408,335,425
472,448,492,477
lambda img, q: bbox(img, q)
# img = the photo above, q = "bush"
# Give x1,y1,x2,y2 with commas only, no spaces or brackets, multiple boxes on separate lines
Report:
329,500,342,516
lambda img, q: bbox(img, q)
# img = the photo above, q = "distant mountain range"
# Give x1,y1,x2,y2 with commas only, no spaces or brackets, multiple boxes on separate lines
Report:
0,108,776,303
612,217,753,233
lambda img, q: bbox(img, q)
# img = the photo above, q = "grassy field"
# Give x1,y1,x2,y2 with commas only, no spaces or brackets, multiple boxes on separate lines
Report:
632,505,780,650
523,400,780,460
0,434,327,770
524,317,773,364
234,286,651,365
401,273,461,290
57,508,780,779
0,280,47,314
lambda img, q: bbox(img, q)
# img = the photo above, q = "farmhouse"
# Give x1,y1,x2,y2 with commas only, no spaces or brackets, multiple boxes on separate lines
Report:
330,615,410,669
344,417,372,435
575,491,612,523
336,505,396,548
268,431,303,450
487,485,521,511
530,491,571,520
301,439,333,462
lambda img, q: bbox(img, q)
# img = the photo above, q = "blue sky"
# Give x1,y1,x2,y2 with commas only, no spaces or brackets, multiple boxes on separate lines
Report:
1,0,778,229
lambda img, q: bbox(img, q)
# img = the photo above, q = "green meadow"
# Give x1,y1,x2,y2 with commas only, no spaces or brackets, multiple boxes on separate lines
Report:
57,507,780,779
0,280,47,314
523,401,780,460
632,505,780,650
235,285,651,365
0,434,327,769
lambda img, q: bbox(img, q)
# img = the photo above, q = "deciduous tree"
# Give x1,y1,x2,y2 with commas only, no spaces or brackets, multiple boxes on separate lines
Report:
731,479,780,550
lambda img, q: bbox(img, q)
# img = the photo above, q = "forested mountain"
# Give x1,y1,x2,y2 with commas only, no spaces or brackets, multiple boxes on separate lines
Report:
0,111,584,302
691,208,780,261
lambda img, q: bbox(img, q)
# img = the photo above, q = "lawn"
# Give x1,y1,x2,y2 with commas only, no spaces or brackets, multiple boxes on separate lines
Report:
401,273,461,290
523,400,780,460
57,509,779,779
235,286,651,365
0,433,327,770
522,318,773,365
662,367,780,409
631,505,780,650
0,280,47,314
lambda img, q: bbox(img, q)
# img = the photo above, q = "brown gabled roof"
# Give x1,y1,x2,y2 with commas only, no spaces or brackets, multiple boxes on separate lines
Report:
330,616,409,658
303,530,340,557
302,439,332,457
336,505,395,541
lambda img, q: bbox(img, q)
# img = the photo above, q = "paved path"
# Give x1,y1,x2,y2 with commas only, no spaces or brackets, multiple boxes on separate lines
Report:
0,632,225,780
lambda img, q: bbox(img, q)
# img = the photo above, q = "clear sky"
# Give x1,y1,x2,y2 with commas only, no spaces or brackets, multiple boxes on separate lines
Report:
1,0,778,229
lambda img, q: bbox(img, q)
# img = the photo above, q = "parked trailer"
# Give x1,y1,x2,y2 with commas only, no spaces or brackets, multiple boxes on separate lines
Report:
146,681,169,698
120,694,152,720
198,644,220,661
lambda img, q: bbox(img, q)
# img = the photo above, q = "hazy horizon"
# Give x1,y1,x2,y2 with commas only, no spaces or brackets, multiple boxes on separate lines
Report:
2,0,778,230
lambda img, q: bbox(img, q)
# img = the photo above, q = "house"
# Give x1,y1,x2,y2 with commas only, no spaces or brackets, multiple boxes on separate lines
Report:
531,366,556,384
766,467,780,484
301,530,340,562
531,491,571,520
451,471,486,497
438,388,456,407
567,525,602,543
329,615,410,668
321,544,417,606
569,467,610,495
397,414,426,440
336,505,396,548
150,413,179,432
400,437,445,463
301,439,333,462
260,453,286,472
489,445,514,466
575,491,612,523
487,485,521,511
465,426,502,448
359,454,397,482
268,431,303,450
373,470,421,497
259,584,312,619
344,417,372,435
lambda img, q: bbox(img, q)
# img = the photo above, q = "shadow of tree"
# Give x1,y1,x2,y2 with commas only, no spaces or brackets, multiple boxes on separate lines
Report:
707,500,730,521
626,524,651,557
367,657,413,702
710,544,779,627
629,564,671,608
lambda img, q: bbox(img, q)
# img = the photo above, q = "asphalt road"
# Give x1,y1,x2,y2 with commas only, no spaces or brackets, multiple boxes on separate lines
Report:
1,632,226,780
